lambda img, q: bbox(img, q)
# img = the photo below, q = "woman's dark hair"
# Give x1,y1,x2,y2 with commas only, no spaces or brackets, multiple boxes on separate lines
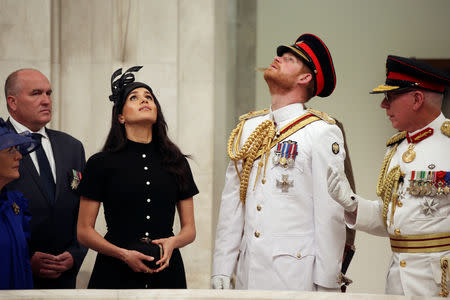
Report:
103,67,192,190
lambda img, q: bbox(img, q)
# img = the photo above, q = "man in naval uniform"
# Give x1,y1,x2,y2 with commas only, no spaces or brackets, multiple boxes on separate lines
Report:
327,55,450,297
212,34,348,291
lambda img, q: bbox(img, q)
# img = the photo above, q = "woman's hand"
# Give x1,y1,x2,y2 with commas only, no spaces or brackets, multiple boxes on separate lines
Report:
122,249,155,274
151,237,176,272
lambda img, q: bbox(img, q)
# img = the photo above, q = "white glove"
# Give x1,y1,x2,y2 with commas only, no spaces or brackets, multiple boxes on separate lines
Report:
327,164,357,212
211,275,231,289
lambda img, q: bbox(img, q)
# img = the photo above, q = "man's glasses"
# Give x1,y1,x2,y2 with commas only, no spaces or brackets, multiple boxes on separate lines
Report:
384,89,415,102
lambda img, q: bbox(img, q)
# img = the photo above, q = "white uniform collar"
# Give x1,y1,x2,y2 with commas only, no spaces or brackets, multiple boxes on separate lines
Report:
408,113,445,136
271,103,306,125
9,116,48,139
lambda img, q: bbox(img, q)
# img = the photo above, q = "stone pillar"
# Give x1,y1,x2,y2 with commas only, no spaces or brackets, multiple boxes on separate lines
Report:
0,0,52,118
1,0,225,289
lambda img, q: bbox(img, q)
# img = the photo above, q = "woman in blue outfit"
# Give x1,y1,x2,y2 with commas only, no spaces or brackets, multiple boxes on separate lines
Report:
0,119,39,289
77,66,198,289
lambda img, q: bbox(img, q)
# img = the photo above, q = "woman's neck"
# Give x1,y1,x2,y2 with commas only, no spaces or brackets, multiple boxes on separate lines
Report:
124,123,153,143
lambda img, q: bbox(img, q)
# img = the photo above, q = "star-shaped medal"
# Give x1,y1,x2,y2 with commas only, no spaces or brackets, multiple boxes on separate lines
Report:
276,174,293,193
421,198,438,216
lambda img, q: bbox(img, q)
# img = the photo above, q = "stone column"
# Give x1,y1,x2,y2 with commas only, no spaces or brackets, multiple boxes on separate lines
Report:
0,0,228,289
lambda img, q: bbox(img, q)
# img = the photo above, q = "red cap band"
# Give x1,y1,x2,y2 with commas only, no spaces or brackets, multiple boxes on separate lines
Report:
388,72,445,93
296,42,324,96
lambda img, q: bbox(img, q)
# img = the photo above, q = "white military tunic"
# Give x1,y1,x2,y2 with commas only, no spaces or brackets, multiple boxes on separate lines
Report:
213,103,346,290
348,113,450,296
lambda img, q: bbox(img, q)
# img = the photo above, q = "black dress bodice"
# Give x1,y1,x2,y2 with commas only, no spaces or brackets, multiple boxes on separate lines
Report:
78,139,198,289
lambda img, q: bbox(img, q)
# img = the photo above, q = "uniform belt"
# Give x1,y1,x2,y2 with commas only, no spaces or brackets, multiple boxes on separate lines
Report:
390,232,450,253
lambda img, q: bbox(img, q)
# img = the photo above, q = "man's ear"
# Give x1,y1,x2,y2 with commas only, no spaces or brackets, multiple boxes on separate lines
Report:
118,114,125,124
297,73,312,86
6,96,17,112
412,90,425,111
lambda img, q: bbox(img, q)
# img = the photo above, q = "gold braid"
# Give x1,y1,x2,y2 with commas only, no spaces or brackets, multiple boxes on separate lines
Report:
376,143,404,228
377,144,399,197
440,257,449,297
227,119,275,204
380,165,401,227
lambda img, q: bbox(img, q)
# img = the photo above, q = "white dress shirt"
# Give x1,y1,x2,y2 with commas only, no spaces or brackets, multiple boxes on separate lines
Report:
9,116,56,182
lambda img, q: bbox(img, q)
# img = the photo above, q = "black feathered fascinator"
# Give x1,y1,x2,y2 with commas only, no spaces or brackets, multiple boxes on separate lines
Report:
109,66,152,110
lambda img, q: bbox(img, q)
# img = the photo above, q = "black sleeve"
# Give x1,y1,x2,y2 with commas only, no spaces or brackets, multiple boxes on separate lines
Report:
77,152,106,202
178,158,199,200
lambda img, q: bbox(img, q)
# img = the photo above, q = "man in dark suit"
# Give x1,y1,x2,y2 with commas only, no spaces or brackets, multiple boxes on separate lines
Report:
4,68,87,288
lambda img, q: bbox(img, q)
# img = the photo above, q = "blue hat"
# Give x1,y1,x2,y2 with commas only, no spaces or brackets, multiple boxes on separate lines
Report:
0,119,40,155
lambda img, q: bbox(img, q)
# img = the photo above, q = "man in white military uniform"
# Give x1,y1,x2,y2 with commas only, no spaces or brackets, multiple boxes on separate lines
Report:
327,55,450,297
212,34,348,291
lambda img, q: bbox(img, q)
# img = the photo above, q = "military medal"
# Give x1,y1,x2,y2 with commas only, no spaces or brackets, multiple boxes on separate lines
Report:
418,171,427,196
409,170,450,197
407,171,420,196
436,171,447,196
425,171,437,196
444,185,450,195
444,172,450,195
402,144,416,163
421,198,438,216
286,141,298,167
279,142,288,167
276,174,293,192
70,169,82,190
403,127,434,163
408,181,420,196
275,140,298,168
272,143,282,165
430,186,438,197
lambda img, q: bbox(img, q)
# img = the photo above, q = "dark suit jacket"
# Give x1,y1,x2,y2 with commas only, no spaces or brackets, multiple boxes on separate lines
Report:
6,120,87,288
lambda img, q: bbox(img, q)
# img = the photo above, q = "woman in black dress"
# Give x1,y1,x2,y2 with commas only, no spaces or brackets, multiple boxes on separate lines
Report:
77,66,198,289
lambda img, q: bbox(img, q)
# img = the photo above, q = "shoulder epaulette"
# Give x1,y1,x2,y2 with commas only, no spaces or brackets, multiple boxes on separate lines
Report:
239,109,270,121
386,131,407,147
441,121,450,137
306,108,336,125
